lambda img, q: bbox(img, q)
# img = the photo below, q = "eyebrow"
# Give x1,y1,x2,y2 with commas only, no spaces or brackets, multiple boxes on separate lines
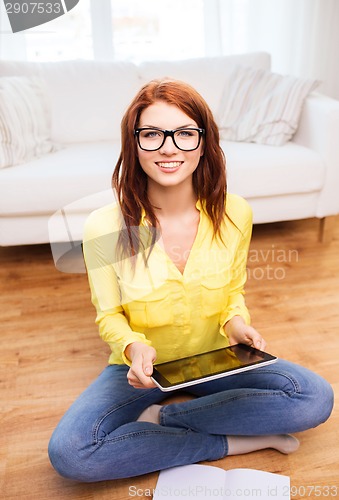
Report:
138,124,198,129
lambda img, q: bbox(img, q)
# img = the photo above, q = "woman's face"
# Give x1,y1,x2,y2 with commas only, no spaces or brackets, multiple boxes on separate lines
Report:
136,101,204,190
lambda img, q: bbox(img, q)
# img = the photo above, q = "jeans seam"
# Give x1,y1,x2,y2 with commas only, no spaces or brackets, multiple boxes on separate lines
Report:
98,428,194,445
252,369,302,394
222,435,228,458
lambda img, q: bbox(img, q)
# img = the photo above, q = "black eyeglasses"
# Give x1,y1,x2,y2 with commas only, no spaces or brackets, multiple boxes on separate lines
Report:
134,127,205,152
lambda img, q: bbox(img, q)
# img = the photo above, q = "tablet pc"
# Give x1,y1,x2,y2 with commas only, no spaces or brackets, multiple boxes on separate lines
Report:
151,343,278,392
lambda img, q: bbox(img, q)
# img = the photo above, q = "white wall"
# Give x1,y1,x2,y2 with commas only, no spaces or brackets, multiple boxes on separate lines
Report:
1,0,339,100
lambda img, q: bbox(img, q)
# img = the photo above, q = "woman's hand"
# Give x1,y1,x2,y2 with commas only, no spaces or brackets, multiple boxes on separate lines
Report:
224,315,267,351
124,342,157,389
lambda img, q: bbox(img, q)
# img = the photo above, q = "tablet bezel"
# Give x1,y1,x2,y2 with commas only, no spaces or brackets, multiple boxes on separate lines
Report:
151,343,278,392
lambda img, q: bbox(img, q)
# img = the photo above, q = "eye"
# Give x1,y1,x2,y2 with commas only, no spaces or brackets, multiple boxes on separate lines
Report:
177,129,197,138
141,129,162,139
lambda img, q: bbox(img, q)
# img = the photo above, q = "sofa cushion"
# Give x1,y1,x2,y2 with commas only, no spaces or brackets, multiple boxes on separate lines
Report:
0,76,54,168
138,52,271,116
218,65,319,145
0,60,141,144
0,142,120,215
0,140,325,218
222,140,325,198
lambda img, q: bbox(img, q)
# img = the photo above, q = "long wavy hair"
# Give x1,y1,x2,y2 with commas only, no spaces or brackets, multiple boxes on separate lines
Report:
112,78,228,260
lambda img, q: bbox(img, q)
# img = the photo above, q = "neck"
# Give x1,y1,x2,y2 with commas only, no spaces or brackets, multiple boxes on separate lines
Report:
148,182,197,218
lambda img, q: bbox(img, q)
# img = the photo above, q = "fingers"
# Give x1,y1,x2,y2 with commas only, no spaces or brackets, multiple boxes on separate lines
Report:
127,368,155,389
127,366,156,389
127,361,155,389
127,345,157,389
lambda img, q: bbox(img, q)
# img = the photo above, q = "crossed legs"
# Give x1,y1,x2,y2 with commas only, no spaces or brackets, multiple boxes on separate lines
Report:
48,360,333,481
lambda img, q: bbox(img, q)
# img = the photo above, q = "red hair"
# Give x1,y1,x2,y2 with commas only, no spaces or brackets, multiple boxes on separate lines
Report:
112,79,227,257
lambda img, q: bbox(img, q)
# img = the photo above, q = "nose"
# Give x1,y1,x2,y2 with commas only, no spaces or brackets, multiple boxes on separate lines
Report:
159,135,178,154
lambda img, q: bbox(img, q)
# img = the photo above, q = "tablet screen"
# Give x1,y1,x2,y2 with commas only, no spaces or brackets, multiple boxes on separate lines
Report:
151,344,277,390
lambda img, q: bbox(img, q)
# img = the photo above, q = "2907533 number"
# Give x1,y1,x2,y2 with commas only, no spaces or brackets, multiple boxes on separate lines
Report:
282,484,338,497
5,3,62,15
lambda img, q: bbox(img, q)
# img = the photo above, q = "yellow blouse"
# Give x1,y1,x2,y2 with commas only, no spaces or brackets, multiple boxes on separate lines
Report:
83,193,252,365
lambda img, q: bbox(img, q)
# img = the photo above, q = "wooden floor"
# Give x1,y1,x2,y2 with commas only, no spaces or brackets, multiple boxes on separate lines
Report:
1,217,339,500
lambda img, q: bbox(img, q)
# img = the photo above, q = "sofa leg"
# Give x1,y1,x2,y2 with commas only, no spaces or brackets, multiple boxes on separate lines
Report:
318,216,338,243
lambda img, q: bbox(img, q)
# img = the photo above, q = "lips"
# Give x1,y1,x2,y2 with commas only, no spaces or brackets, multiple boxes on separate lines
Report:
156,161,183,170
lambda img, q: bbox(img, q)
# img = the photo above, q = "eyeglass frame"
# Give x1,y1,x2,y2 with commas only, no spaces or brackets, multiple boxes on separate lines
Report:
134,127,205,152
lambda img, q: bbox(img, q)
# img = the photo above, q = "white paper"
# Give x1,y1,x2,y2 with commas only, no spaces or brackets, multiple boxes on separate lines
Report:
153,464,290,500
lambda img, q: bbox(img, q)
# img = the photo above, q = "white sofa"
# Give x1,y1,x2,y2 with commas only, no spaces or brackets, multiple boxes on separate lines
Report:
1,52,339,256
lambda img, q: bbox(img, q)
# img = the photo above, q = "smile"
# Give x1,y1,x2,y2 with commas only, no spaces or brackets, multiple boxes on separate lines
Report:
156,162,183,169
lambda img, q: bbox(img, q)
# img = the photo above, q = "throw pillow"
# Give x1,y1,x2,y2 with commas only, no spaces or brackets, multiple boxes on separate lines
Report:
0,76,54,169
218,65,319,146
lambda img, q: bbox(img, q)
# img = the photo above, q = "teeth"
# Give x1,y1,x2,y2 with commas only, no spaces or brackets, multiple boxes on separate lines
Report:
157,162,182,169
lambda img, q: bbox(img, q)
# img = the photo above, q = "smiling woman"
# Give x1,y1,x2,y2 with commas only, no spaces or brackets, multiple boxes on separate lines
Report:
46,77,334,482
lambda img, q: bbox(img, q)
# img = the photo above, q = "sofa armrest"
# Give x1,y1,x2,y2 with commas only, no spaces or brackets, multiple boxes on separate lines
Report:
292,92,339,218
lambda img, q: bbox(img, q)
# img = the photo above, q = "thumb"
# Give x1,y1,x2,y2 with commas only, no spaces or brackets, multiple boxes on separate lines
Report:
253,336,264,350
248,330,262,349
143,353,155,376
143,364,153,376
143,365,151,375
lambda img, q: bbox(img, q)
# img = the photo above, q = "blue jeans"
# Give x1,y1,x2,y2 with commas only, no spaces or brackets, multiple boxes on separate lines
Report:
48,359,333,482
